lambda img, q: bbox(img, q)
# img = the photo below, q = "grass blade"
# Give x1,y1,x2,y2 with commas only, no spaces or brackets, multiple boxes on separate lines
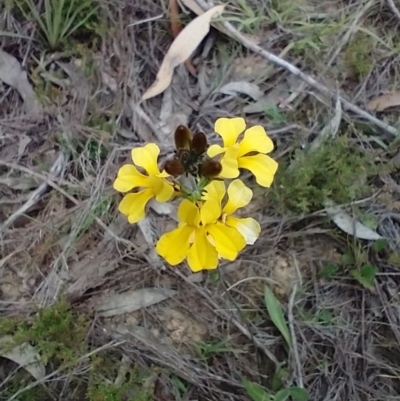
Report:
264,286,292,349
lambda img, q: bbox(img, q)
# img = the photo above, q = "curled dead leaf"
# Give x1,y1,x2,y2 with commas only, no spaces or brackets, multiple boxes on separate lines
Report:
141,5,225,101
325,199,383,240
0,50,42,115
366,92,400,112
0,336,46,381
179,0,260,45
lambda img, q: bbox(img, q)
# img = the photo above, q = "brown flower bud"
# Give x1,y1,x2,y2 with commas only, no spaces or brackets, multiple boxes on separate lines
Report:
164,160,184,177
174,125,192,150
191,132,208,155
199,160,222,179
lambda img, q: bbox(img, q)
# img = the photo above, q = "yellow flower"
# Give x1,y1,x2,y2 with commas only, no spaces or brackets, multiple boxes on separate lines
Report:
156,179,260,272
205,179,261,246
114,143,174,223
207,117,278,187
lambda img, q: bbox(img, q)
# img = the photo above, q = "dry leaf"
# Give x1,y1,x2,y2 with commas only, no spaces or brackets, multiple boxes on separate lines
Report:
141,5,225,101
179,0,260,45
325,199,383,240
244,84,290,114
0,336,46,380
0,50,42,115
366,92,400,112
218,81,264,100
170,0,197,76
96,288,177,317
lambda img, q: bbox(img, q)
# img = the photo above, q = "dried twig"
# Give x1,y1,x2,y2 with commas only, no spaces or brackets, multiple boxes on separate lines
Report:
288,252,304,387
0,153,67,233
194,0,398,136
387,0,400,23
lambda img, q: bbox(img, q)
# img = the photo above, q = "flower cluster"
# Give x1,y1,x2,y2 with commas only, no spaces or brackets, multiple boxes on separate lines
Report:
114,118,278,272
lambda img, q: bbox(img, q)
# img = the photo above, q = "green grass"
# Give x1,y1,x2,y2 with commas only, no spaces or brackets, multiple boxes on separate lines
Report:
15,0,100,50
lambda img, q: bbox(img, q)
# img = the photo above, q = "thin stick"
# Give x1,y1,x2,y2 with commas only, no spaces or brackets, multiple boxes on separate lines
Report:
387,0,400,23
288,283,303,388
194,0,398,136
0,153,66,232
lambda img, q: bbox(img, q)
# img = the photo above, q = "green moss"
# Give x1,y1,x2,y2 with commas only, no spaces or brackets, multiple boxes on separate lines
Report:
0,299,89,366
269,136,376,214
345,32,375,79
87,365,154,401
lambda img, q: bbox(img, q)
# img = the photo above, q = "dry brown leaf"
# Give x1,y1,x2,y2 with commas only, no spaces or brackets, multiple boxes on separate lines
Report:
366,92,400,112
0,50,42,115
179,0,260,45
169,0,197,77
96,288,177,317
141,5,225,101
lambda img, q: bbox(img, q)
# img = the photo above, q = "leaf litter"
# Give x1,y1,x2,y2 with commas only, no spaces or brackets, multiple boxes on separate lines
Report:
0,50,42,115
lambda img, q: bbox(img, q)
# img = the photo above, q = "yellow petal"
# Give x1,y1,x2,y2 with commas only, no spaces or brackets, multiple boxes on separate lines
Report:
207,144,225,158
225,216,261,245
238,125,274,157
223,179,253,215
219,145,240,179
238,154,279,187
147,175,174,202
187,227,218,272
131,143,161,175
203,180,226,204
201,198,221,225
178,199,201,226
156,225,194,265
207,222,246,261
118,189,154,223
215,117,246,148
113,164,149,192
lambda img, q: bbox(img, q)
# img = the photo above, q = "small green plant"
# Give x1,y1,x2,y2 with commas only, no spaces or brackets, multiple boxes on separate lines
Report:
195,340,242,363
264,287,292,349
350,264,378,290
87,368,153,401
16,0,98,50
243,378,309,401
271,136,375,214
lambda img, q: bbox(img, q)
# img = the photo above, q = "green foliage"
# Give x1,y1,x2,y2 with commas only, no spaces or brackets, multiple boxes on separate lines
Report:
320,263,338,278
0,299,88,366
350,264,378,290
271,137,375,214
243,378,271,401
195,340,241,362
243,377,310,401
264,287,292,349
372,239,388,253
15,0,99,50
87,369,153,401
345,31,375,79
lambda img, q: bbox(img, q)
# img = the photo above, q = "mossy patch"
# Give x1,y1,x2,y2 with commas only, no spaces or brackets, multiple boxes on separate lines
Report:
269,136,377,214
